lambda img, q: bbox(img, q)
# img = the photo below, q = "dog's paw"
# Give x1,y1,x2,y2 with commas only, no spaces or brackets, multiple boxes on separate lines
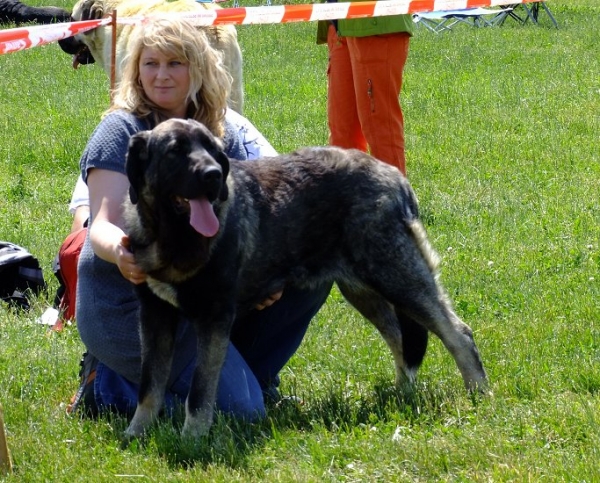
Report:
181,415,212,440
121,421,150,450
123,424,144,440
466,378,493,400
122,412,153,443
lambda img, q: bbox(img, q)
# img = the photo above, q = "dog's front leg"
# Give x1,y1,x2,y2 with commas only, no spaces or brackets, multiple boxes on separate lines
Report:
182,323,231,439
125,286,180,440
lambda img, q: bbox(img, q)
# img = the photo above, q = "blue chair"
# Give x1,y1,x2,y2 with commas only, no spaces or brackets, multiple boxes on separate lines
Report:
495,2,558,28
413,7,513,33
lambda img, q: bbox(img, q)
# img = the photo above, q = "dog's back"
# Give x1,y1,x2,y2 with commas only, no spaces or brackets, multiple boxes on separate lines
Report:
224,147,433,309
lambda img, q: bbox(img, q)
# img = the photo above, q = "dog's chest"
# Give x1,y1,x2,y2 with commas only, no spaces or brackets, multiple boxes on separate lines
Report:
147,277,179,308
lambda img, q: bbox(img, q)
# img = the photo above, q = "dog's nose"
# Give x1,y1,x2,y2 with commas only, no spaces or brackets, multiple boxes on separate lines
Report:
200,167,223,201
202,167,222,184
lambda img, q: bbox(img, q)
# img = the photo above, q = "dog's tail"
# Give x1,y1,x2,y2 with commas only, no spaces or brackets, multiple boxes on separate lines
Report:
407,220,441,278
400,182,441,278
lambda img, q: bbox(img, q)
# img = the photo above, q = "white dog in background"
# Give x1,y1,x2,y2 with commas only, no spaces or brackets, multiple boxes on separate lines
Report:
58,0,244,113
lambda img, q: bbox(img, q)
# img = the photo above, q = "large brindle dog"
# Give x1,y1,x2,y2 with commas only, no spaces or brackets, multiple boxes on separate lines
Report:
123,118,488,440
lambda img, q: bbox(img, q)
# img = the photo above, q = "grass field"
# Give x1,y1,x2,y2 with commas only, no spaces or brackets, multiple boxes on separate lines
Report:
1,1,600,480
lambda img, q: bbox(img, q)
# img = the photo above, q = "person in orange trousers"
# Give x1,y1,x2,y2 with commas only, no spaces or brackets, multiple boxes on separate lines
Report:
317,11,414,175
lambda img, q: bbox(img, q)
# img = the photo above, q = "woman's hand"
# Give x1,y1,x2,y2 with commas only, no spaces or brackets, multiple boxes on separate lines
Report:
117,236,147,285
255,289,283,310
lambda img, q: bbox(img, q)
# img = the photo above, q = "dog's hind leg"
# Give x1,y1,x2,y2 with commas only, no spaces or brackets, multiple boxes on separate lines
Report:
393,309,429,383
380,276,488,393
347,220,488,393
405,293,488,393
337,283,427,387
125,289,180,440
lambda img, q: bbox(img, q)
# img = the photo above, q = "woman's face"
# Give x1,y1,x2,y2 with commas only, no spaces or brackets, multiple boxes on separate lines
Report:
138,46,191,118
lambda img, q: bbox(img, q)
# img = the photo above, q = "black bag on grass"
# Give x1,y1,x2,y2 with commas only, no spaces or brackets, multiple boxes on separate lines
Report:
0,241,46,310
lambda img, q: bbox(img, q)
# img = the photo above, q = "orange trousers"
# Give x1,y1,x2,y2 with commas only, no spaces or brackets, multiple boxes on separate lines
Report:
326,25,410,174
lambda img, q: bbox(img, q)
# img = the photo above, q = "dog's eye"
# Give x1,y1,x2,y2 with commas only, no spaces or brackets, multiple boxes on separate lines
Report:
167,139,189,156
171,196,190,214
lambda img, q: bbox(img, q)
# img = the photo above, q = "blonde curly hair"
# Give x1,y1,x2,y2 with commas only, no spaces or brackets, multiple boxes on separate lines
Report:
107,17,230,137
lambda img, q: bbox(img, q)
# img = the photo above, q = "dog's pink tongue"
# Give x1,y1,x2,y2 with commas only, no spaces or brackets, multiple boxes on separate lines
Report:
189,197,219,237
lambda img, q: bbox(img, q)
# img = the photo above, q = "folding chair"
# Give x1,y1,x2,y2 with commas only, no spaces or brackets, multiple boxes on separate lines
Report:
495,2,558,28
413,7,513,33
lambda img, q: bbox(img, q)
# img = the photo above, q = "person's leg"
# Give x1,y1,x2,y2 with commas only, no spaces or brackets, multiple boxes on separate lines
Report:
214,344,266,417
86,284,331,419
93,361,138,416
168,343,266,420
92,343,267,421
326,24,367,152
229,283,332,395
347,32,410,174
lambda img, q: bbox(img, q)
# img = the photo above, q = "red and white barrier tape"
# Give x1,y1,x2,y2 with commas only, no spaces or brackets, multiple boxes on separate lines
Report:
1,0,539,55
172,0,530,26
0,18,111,55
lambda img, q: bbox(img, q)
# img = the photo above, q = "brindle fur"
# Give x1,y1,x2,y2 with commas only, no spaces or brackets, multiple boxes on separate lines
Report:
122,118,488,440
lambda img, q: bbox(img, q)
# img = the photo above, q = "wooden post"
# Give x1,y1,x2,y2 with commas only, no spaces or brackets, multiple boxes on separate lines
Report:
0,404,12,475
110,9,118,102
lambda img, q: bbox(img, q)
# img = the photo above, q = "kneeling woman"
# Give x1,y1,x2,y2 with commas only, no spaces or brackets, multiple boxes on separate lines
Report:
71,17,331,420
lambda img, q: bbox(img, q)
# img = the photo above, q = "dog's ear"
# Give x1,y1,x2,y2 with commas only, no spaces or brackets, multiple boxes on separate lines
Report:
215,150,230,201
125,131,151,205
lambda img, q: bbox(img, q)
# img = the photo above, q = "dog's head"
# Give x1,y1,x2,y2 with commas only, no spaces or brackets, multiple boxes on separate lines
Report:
57,0,98,66
58,35,96,67
125,118,230,238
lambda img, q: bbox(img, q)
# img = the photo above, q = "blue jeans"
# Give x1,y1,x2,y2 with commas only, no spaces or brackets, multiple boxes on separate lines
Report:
92,283,332,420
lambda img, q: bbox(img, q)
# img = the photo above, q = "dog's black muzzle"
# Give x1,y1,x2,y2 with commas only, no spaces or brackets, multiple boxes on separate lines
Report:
58,35,96,65
175,164,223,204
199,166,223,202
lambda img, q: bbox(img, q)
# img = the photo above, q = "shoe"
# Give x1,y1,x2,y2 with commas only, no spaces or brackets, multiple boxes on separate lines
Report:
66,351,99,417
262,382,304,409
262,384,282,405
274,395,304,409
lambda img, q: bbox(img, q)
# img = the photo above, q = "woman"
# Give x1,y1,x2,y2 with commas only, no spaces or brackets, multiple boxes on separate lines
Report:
71,17,331,421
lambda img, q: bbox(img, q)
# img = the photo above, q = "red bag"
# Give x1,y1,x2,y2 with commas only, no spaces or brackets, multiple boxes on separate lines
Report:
52,227,86,330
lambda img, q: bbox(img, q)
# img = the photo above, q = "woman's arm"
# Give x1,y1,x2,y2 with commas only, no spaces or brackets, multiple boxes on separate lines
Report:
87,168,146,285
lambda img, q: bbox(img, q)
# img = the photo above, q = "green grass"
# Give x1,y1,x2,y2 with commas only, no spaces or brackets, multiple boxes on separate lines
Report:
1,0,600,480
